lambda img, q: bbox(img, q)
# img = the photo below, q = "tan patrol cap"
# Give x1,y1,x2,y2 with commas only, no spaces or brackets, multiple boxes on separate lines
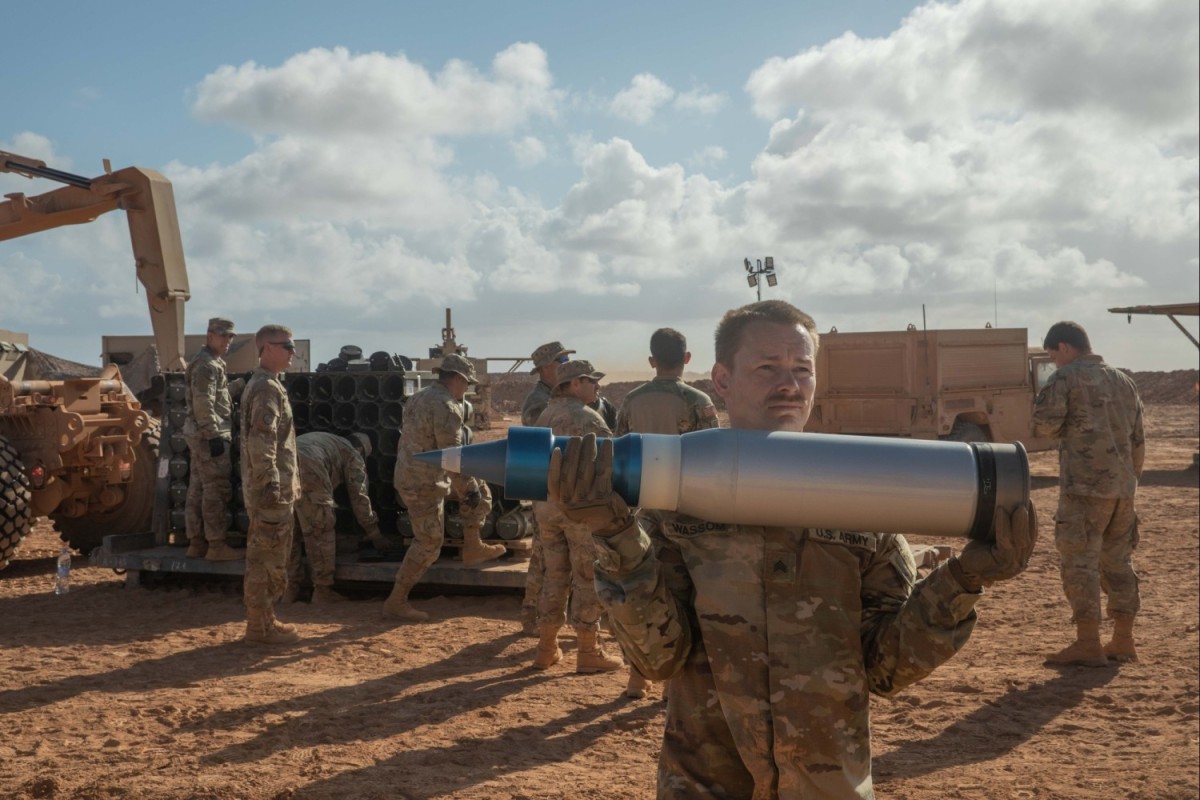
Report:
530,341,575,373
436,353,478,384
556,359,605,387
207,317,236,335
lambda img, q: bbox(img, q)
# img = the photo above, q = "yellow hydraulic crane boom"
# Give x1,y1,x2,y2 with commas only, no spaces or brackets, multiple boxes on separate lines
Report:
1108,302,1200,350
0,151,190,370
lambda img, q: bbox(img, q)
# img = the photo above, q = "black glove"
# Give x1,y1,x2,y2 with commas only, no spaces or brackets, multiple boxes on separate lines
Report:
950,500,1039,591
208,438,227,458
547,434,633,535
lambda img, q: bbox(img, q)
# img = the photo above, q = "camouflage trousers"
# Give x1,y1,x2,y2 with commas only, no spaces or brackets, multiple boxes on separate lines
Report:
1054,493,1140,622
289,497,337,587
521,516,545,614
244,503,294,610
533,501,601,630
184,438,232,543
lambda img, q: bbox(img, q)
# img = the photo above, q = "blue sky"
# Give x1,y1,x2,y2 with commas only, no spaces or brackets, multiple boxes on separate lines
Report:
3,0,1197,375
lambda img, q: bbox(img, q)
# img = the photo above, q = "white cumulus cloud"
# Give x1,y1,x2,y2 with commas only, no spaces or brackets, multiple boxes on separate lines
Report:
610,73,675,124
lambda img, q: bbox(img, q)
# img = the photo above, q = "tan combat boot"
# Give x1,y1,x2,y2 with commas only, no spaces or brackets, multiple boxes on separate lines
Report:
462,526,506,567
311,585,349,604
185,538,208,558
625,667,649,699
1104,613,1138,663
1044,620,1109,667
533,625,563,670
382,578,429,623
205,540,245,562
576,628,624,674
244,607,299,645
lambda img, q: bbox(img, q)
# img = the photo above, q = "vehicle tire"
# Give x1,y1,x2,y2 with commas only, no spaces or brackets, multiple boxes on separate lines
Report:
53,423,160,554
1,433,33,571
942,420,988,443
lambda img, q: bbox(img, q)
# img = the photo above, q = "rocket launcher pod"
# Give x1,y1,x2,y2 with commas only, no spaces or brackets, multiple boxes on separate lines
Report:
415,427,1029,540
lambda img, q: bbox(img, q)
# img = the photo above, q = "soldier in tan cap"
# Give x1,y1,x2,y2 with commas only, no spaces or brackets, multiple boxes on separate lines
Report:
530,359,623,675
517,341,576,633
383,353,506,622
184,317,245,561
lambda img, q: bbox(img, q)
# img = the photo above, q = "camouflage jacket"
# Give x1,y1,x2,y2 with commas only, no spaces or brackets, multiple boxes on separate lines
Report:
535,395,612,438
239,368,299,509
395,381,463,495
184,347,233,441
296,432,378,529
594,514,980,799
521,381,554,427
615,376,719,436
1031,354,1145,498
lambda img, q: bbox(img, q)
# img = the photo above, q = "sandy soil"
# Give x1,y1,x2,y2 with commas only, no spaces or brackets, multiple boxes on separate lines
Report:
1,405,1196,800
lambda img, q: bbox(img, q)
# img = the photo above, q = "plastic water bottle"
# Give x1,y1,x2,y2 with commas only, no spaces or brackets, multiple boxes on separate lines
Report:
55,545,71,595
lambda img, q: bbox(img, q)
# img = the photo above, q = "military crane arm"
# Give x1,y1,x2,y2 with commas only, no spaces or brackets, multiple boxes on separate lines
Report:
0,152,190,370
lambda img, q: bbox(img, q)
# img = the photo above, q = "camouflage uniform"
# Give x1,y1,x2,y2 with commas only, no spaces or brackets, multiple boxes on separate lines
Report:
615,376,719,436
534,396,612,629
1032,354,1144,623
240,368,300,610
289,432,381,589
521,381,554,427
519,379,554,619
184,347,235,544
391,382,491,589
594,513,980,798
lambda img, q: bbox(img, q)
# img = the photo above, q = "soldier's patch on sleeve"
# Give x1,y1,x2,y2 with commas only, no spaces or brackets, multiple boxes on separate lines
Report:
255,410,277,432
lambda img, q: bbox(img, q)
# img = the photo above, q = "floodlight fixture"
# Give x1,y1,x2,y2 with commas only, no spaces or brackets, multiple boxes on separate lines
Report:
747,275,758,288
744,258,752,272
766,273,778,287
764,256,774,270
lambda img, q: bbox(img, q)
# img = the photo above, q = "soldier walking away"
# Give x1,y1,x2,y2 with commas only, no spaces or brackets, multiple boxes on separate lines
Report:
287,431,385,604
183,317,245,561
531,359,624,675
549,300,1037,797
384,354,505,623
614,327,718,698
239,325,302,645
1034,321,1145,667
518,341,575,634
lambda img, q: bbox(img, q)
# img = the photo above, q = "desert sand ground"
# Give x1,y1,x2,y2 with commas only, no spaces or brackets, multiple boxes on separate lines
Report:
1,403,1196,800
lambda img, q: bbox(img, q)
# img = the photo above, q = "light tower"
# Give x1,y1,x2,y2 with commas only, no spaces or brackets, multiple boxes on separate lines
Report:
743,256,778,302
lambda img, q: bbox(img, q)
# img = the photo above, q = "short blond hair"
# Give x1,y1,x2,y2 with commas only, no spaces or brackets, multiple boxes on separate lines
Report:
255,324,293,354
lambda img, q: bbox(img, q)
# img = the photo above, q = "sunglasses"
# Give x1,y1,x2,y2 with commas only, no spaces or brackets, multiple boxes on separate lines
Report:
556,354,570,364
268,340,297,352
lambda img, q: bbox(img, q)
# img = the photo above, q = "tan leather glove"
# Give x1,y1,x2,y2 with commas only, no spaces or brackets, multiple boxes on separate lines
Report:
547,434,633,535
950,500,1039,591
